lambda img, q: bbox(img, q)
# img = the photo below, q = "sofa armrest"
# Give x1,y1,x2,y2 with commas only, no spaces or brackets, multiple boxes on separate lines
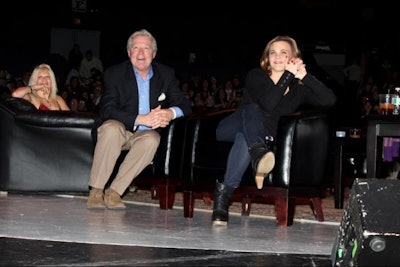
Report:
152,116,188,178
1,96,37,112
273,107,333,188
180,109,235,186
1,96,96,128
15,111,96,128
279,107,333,121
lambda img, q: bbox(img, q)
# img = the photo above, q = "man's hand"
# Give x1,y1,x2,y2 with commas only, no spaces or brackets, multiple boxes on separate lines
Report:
137,105,174,129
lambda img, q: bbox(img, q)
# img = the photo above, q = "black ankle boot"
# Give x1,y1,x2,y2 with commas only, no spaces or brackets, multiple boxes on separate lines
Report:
212,181,235,226
249,138,275,189
249,143,268,172
265,136,275,151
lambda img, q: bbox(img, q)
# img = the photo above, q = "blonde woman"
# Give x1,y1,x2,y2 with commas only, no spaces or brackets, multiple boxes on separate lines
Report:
12,63,70,111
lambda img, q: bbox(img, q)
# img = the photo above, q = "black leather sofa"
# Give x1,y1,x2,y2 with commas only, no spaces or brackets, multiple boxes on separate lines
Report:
0,95,335,224
0,96,186,210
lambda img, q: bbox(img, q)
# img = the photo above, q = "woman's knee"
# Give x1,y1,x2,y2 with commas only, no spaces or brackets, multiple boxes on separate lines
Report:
242,103,263,116
216,112,242,141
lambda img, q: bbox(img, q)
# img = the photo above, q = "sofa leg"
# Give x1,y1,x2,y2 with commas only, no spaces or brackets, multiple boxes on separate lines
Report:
183,190,194,218
156,184,176,210
310,197,324,222
242,195,252,216
288,197,296,225
150,186,158,199
274,196,295,227
274,196,288,226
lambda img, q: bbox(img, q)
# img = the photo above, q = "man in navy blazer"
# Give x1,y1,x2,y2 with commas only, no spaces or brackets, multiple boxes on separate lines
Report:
87,29,192,209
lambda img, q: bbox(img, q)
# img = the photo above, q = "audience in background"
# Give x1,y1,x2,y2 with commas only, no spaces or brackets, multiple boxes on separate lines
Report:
79,49,104,87
3,37,400,122
68,43,83,71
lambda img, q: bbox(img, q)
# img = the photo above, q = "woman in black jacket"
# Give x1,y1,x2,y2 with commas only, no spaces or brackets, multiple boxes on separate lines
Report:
212,35,337,226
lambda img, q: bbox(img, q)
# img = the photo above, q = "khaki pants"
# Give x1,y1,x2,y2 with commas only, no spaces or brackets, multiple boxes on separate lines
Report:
88,119,160,195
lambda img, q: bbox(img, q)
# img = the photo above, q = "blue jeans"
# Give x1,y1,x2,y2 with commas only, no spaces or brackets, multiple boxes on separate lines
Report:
216,103,269,188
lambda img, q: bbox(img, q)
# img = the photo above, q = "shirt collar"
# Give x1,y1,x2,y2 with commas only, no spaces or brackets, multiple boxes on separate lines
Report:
133,65,154,81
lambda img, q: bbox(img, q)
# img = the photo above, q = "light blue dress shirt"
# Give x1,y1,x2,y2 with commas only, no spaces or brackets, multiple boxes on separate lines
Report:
135,68,152,131
133,67,184,131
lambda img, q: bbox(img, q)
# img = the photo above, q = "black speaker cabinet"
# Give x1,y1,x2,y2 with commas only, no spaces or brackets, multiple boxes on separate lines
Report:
332,178,400,266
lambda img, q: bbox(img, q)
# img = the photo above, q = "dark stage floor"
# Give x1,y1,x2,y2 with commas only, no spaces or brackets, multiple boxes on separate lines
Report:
0,193,338,266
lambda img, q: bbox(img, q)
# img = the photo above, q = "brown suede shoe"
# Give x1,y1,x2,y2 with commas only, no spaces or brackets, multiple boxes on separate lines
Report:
87,188,106,209
104,188,126,209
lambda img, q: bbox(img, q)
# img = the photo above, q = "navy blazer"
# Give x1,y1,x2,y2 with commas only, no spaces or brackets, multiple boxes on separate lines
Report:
97,60,192,132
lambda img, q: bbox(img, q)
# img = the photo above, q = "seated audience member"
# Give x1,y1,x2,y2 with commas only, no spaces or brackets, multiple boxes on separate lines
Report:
212,35,336,226
86,29,192,210
91,81,103,112
79,49,104,87
68,96,79,112
12,64,70,111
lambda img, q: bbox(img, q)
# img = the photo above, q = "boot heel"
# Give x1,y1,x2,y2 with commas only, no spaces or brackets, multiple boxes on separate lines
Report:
212,220,228,226
255,174,265,189
254,152,275,189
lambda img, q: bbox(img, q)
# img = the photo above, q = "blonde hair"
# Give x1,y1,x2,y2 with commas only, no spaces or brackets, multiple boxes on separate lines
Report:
260,35,302,75
28,63,58,99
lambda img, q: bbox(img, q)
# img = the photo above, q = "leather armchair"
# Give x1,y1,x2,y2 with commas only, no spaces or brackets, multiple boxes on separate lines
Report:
0,96,96,192
0,96,185,210
180,107,333,226
129,116,187,209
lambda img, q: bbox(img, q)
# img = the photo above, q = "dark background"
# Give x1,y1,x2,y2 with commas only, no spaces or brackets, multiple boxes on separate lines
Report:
0,1,397,78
